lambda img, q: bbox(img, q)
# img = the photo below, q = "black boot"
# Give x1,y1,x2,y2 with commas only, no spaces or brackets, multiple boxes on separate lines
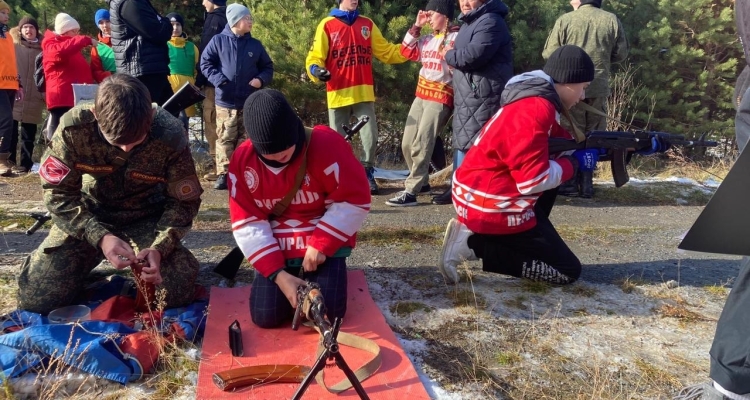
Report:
557,173,580,197
214,174,228,190
365,166,379,195
580,170,594,198
431,186,452,205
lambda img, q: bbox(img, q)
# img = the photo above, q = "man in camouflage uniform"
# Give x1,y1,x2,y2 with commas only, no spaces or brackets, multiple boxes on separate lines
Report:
17,74,203,315
542,0,628,198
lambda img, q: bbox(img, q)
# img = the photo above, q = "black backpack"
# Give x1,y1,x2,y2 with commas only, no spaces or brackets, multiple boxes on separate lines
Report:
34,52,45,93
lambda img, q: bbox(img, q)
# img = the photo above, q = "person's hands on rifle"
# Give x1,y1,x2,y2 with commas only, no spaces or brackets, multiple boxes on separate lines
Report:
275,270,307,308
569,149,599,172
636,136,671,155
100,234,137,269
310,65,331,82
302,246,327,272
136,248,163,285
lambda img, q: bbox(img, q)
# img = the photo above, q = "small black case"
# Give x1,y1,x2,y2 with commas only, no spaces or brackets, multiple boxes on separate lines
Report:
229,320,243,357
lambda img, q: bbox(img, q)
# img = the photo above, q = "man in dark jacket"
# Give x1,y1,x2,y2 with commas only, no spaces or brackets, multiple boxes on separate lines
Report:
542,0,628,198
109,0,174,105
432,0,514,205
200,3,273,190
197,0,227,181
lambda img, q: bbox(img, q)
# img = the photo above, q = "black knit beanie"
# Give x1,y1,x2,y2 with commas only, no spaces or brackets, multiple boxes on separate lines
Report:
243,89,304,156
426,0,455,20
580,0,602,8
543,45,595,84
166,12,185,27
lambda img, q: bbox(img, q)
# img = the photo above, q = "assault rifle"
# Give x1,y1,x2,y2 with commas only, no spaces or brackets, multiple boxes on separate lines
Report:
549,130,718,187
290,282,372,400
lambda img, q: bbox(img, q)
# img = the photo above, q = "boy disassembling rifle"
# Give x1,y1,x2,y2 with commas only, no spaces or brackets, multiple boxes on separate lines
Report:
227,89,371,328
437,45,598,285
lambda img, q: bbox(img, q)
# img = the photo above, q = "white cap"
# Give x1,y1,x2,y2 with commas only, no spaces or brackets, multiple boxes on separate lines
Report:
55,13,80,35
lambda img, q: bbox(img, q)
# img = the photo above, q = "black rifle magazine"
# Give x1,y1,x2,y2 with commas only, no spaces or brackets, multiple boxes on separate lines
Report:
229,320,244,357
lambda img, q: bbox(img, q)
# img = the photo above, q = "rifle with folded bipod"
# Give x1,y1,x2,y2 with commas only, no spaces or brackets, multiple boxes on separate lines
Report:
549,130,718,187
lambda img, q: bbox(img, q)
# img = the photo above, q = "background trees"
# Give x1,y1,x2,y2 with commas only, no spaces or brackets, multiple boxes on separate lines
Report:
7,0,743,145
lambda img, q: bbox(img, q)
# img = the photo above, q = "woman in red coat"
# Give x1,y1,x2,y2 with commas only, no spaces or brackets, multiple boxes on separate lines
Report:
42,13,97,137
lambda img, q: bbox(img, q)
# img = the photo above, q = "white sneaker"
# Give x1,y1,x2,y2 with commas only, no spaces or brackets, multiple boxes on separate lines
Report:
438,218,477,283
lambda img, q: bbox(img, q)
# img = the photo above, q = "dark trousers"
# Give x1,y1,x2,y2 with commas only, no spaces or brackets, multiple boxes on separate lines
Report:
250,258,348,329
0,90,15,153
467,189,582,284
137,74,174,106
710,257,750,394
47,107,72,138
10,121,37,169
736,85,750,153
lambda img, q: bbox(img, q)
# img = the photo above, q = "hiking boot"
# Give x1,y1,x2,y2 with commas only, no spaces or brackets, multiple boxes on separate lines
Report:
0,153,12,177
580,170,594,198
419,184,432,194
11,165,29,174
431,187,452,205
203,172,219,181
438,218,477,284
558,175,579,197
673,382,733,400
385,191,418,207
214,174,228,190
365,166,378,195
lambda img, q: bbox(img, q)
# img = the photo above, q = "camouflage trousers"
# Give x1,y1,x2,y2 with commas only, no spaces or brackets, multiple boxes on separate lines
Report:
328,102,378,168
17,222,199,315
215,106,246,175
202,86,218,159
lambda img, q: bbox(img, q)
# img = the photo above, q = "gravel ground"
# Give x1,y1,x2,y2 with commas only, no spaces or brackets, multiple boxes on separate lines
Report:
0,174,740,399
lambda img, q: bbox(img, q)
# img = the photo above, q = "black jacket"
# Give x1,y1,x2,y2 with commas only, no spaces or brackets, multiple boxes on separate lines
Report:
444,0,513,152
109,0,172,78
195,7,227,88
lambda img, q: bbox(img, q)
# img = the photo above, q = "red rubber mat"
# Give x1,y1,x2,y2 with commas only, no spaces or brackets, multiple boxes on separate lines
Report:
196,270,431,399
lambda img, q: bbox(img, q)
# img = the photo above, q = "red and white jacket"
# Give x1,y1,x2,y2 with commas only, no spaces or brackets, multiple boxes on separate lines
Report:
228,126,371,278
452,71,576,235
400,25,459,107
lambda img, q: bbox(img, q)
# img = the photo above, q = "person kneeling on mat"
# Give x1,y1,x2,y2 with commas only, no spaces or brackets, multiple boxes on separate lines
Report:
437,45,596,285
228,89,371,328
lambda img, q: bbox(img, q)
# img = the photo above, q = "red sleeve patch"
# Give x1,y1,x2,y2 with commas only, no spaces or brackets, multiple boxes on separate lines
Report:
40,156,72,185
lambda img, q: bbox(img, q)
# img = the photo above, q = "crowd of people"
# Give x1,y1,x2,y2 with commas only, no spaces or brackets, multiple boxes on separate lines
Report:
1,0,749,397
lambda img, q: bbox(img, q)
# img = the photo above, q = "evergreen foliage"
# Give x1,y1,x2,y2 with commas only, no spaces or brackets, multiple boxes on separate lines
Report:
6,0,745,143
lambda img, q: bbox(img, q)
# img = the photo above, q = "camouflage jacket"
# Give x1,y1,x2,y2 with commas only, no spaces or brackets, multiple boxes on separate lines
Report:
542,5,629,98
39,104,203,257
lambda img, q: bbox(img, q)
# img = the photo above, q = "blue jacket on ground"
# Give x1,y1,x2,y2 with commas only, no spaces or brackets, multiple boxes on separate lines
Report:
200,25,274,109
444,0,513,152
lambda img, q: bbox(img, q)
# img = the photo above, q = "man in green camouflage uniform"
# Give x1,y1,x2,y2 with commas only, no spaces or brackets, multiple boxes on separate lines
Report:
542,0,628,198
17,74,203,315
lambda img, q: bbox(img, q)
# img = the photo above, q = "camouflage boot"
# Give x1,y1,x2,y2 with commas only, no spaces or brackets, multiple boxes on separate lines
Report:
0,153,12,177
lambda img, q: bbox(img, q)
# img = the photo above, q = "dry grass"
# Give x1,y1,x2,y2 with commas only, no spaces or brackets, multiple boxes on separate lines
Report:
655,303,712,323
389,301,433,317
357,226,443,246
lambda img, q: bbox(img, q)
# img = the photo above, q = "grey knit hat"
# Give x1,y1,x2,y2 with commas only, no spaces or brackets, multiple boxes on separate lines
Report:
226,4,251,28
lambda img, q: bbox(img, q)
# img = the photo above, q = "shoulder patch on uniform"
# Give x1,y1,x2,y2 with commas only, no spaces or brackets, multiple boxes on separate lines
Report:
169,176,201,201
58,105,96,133
40,156,72,185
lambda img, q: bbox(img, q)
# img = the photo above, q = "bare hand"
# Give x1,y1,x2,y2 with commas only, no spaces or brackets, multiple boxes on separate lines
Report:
416,10,430,27
275,271,307,309
90,38,99,47
15,88,24,102
439,41,454,58
100,234,136,269
135,248,163,285
302,246,326,272
250,78,262,88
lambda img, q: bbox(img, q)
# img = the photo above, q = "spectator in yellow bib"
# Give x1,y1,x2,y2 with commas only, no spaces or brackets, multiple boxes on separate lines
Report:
306,0,408,195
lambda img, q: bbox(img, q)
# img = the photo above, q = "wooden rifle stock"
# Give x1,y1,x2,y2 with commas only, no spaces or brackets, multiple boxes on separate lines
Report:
212,364,311,391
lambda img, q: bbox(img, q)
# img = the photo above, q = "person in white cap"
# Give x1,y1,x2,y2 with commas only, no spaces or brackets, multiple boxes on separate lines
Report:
41,13,97,138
